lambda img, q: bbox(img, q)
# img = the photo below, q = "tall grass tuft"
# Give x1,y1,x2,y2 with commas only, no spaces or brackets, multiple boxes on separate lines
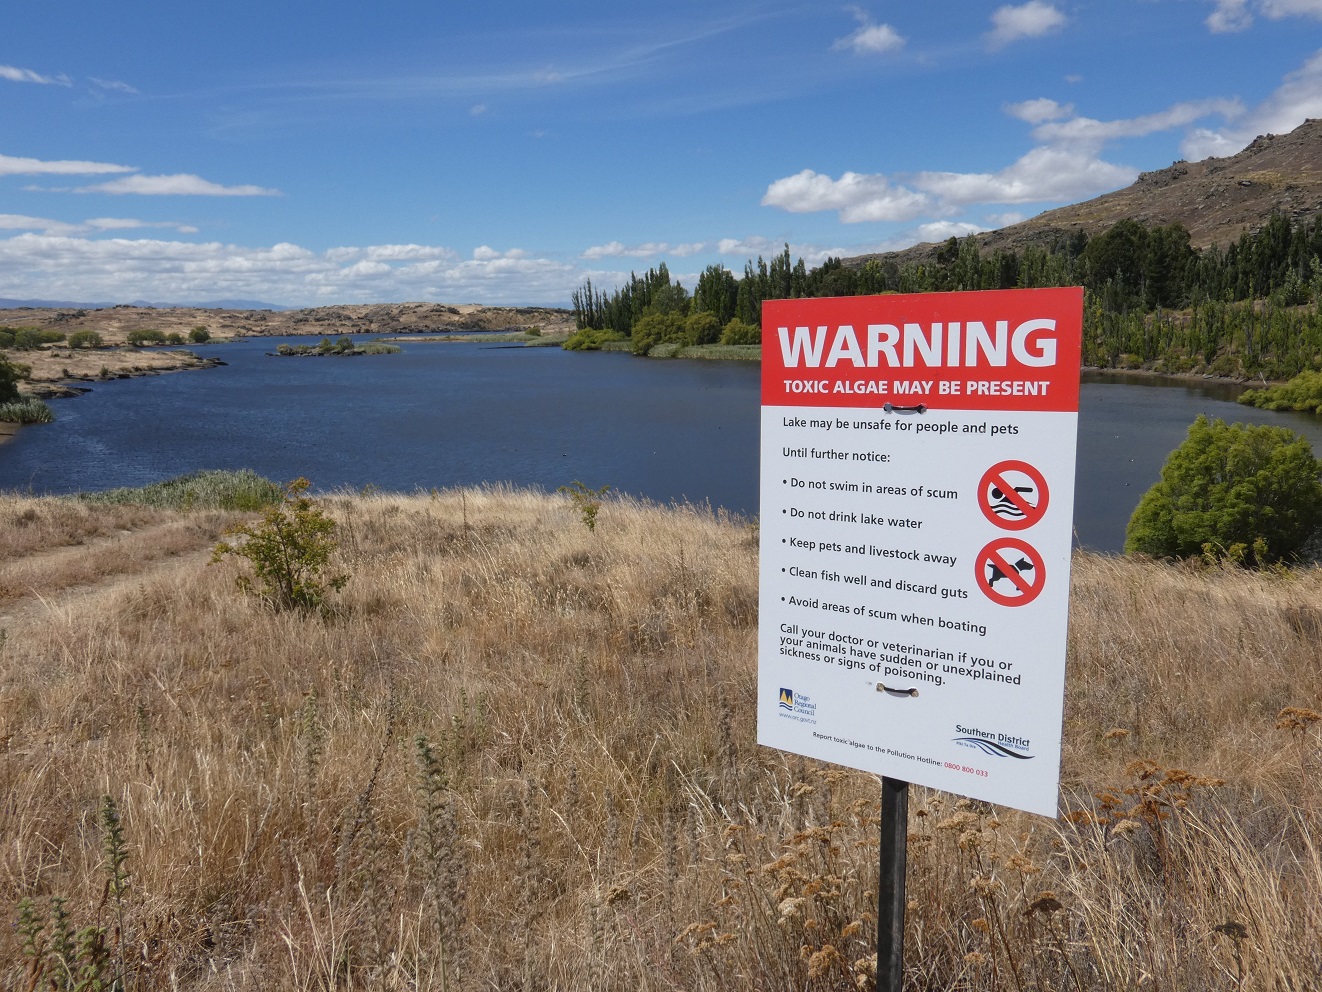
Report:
76,467,283,510
0,397,55,424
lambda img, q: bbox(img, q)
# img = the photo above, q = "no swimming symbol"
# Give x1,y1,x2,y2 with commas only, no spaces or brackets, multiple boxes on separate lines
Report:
975,537,1045,607
978,460,1048,531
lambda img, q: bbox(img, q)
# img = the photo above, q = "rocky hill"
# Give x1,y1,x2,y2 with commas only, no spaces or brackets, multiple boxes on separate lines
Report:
848,117,1322,269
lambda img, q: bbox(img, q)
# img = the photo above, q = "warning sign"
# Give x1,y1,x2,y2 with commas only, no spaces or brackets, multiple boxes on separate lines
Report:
976,537,1046,606
978,460,1049,530
757,287,1081,818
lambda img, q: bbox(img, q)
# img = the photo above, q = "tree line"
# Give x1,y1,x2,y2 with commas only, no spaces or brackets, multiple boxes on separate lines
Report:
568,213,1322,376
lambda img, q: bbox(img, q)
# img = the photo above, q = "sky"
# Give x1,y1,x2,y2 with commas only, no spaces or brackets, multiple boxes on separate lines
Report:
3,1,1322,308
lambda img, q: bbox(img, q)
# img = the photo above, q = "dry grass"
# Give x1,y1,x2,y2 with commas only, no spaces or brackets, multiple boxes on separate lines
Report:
0,487,1319,990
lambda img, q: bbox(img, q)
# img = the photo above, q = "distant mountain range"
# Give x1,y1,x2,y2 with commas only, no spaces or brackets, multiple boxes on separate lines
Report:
0,298,290,311
848,117,1322,268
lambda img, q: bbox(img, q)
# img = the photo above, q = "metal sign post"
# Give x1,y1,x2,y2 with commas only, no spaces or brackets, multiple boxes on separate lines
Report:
877,776,908,992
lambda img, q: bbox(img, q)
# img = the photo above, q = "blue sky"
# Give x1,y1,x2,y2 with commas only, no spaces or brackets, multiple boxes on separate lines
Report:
3,1,1322,307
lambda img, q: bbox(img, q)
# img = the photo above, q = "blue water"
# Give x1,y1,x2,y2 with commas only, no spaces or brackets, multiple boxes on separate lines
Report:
4,338,1322,553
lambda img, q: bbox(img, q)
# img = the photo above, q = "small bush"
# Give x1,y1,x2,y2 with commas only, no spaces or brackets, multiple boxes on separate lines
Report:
189,326,211,343
558,480,610,532
67,330,105,349
211,477,349,611
127,328,166,346
0,327,14,348
164,332,186,345
562,328,625,351
0,398,54,424
720,318,761,346
359,342,400,355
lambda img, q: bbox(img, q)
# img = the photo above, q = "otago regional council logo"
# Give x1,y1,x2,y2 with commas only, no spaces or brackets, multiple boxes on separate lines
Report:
778,687,817,724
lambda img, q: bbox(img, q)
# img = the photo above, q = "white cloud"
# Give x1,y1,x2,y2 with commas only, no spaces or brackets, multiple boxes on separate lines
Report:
913,146,1138,205
986,2,1067,48
762,170,931,223
0,152,137,177
89,77,140,95
985,212,1027,227
0,213,196,236
472,245,529,260
0,64,71,86
1207,0,1322,32
470,103,488,116
914,221,988,242
72,173,281,196
1030,98,1244,151
833,9,905,55
0,233,580,306
1180,50,1322,159
1005,98,1074,124
580,240,709,260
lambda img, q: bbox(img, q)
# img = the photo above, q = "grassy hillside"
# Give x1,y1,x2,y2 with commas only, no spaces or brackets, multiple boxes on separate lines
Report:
0,486,1318,989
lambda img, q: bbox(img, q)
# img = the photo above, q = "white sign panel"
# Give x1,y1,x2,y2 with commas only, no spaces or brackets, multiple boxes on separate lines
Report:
758,288,1082,817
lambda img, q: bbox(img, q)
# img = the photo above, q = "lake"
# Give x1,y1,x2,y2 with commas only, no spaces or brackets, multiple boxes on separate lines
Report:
4,336,1322,553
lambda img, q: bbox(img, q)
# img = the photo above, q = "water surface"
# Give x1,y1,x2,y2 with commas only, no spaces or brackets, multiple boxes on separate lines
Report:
5,339,1322,553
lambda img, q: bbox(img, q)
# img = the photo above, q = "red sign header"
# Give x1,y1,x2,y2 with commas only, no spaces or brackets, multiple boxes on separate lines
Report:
762,288,1082,412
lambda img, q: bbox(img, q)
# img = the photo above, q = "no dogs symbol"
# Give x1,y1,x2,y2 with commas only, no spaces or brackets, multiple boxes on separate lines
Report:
978,460,1048,531
976,537,1045,607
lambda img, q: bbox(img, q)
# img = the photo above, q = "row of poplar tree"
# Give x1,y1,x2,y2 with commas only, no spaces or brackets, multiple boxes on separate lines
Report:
568,213,1322,377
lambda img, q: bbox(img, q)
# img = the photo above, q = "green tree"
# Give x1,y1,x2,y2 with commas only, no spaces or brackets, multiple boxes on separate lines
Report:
719,318,761,346
682,310,721,346
0,356,29,404
67,329,104,349
1125,415,1322,566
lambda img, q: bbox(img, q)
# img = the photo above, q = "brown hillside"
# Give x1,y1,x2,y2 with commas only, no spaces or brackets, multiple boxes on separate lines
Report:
849,117,1322,269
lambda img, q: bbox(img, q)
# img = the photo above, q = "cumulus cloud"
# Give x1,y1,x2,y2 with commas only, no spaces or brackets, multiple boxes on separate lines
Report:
762,85,1259,227
833,9,905,55
986,2,1067,48
0,233,581,306
1180,50,1322,159
0,64,71,86
71,173,282,196
1207,0,1322,32
1005,98,1074,124
762,170,931,223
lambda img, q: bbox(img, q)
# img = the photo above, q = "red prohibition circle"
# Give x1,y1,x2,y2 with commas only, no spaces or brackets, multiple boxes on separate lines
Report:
975,537,1046,607
978,459,1049,531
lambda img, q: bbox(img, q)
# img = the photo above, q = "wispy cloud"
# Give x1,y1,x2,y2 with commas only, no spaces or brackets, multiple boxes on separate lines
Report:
1206,0,1322,33
986,2,1067,49
71,174,282,196
0,152,136,177
581,240,706,260
0,214,198,236
0,64,71,86
832,8,906,56
1182,49,1322,158
89,77,140,95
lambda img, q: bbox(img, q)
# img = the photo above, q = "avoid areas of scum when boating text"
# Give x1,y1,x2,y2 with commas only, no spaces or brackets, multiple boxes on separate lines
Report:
757,288,1081,818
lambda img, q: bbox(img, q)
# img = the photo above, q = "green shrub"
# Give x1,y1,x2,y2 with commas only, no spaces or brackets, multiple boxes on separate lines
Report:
211,477,349,611
525,325,542,337
0,357,29,404
630,311,684,355
78,469,283,510
720,318,761,346
13,328,64,349
165,332,186,345
0,398,54,424
127,328,166,346
683,311,722,346
558,480,610,532
67,329,105,349
1240,370,1322,414
1125,415,1322,567
0,327,14,348
562,328,625,351
359,342,401,354
190,326,211,343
